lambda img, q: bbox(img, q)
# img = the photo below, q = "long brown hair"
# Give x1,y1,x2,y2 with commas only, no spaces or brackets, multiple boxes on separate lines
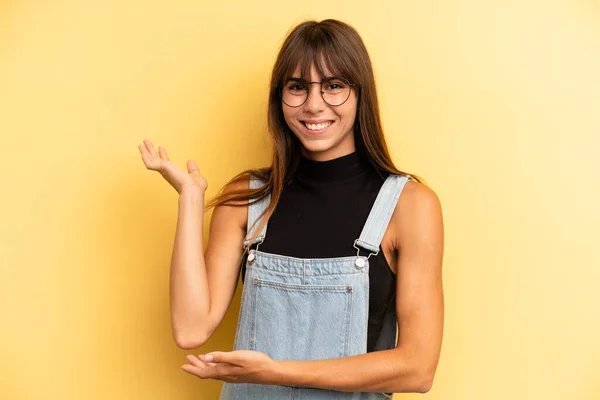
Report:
206,19,423,247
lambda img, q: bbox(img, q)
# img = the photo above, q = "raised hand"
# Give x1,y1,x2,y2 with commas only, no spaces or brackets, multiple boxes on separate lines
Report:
138,139,208,194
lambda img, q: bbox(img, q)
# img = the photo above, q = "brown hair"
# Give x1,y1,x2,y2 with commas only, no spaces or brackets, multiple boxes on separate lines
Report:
206,19,423,247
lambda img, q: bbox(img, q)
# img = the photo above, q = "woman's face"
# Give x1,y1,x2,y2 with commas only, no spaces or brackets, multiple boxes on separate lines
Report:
282,63,358,161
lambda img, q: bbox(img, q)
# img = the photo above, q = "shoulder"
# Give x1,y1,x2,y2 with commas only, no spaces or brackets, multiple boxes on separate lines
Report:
222,175,251,195
391,177,443,249
397,177,440,210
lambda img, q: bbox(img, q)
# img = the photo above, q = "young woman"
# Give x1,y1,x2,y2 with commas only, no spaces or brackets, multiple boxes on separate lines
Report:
138,19,444,399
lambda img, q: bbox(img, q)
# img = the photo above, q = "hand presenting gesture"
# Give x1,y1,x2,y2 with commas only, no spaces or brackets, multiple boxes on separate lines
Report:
138,139,208,194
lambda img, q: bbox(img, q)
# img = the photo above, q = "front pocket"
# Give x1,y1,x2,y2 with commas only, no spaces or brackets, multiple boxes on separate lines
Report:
251,278,354,361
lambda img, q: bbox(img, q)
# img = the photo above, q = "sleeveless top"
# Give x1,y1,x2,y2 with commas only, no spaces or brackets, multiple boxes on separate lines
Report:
241,151,398,352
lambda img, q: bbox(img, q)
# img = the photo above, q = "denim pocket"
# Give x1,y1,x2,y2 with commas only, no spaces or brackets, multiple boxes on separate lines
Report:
250,277,354,361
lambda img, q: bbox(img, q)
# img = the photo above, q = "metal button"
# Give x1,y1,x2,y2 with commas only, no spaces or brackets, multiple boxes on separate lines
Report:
247,252,256,264
347,285,353,292
355,257,366,269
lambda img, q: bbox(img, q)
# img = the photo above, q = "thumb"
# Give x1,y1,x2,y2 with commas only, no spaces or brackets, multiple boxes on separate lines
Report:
187,160,200,176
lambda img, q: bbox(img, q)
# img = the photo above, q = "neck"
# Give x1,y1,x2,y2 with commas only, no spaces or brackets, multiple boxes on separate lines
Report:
296,150,371,182
300,142,357,162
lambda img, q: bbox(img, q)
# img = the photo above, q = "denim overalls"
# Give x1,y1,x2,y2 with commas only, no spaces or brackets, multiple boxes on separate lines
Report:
219,173,410,399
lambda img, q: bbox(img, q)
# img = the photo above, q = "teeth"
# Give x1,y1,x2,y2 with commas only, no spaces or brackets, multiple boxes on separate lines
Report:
304,122,332,131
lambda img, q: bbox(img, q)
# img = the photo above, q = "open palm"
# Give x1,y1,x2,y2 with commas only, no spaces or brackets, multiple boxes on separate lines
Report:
138,139,208,194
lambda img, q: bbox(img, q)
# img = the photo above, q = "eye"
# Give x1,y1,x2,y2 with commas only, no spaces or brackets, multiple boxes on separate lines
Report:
288,84,306,91
324,79,348,92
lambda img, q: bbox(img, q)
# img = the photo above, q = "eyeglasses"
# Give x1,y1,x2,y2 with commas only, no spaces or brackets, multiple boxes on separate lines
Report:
279,77,356,107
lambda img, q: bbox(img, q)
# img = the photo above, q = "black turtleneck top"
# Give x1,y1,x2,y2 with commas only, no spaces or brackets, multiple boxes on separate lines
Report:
241,151,397,353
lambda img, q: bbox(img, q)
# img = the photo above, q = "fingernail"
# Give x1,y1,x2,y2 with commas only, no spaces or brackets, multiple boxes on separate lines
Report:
205,354,214,362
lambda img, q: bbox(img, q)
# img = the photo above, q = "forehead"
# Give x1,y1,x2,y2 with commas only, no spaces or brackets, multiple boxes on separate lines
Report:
290,64,329,79
287,56,341,80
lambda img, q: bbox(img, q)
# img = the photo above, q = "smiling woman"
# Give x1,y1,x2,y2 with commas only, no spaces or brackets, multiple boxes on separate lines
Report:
138,19,444,399
282,66,358,161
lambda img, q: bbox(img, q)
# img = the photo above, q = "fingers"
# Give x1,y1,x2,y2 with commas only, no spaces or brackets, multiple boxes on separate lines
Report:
185,354,208,369
138,141,207,194
181,363,206,376
138,140,156,166
138,144,150,163
138,140,170,172
143,139,158,158
181,362,229,380
158,146,170,162
206,352,238,365
181,354,241,381
138,139,167,161
181,354,222,379
198,354,219,367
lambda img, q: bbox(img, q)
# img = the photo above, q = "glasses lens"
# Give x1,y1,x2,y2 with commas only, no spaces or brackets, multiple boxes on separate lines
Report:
322,78,351,106
281,80,308,107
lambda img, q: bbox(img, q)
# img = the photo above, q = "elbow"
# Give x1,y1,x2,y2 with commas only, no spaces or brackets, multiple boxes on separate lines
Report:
392,362,436,394
172,314,216,349
415,374,434,394
413,366,436,394
174,337,202,350
173,330,210,350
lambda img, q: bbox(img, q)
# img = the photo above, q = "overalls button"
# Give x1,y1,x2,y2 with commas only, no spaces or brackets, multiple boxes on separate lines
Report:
355,257,366,269
347,285,353,292
247,252,256,264
253,277,258,285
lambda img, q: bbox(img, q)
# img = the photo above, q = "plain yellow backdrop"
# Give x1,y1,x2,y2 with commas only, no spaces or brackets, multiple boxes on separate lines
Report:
1,0,599,399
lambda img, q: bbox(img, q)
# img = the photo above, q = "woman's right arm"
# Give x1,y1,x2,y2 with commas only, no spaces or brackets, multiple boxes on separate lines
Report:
138,139,248,349
171,180,248,349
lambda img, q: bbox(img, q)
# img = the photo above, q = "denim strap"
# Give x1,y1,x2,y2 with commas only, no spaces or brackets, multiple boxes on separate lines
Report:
354,174,411,254
243,174,270,249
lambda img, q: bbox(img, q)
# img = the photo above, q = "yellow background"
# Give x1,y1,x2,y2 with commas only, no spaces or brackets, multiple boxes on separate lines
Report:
1,1,599,399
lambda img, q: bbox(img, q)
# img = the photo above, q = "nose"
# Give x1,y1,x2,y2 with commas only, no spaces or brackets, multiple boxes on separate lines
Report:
304,83,326,113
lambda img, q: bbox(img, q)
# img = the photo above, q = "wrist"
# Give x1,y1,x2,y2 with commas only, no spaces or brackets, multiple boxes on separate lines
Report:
178,187,205,204
269,360,295,386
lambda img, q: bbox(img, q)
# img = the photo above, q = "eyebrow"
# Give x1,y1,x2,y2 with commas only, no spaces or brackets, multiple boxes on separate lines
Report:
287,76,344,82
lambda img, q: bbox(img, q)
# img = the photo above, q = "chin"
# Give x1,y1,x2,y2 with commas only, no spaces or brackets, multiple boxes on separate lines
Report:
291,125,355,159
299,140,335,154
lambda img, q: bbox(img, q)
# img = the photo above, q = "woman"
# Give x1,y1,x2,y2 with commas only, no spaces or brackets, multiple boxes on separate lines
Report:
138,19,444,398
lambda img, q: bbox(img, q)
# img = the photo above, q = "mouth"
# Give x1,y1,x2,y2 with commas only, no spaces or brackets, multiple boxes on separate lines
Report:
301,120,334,134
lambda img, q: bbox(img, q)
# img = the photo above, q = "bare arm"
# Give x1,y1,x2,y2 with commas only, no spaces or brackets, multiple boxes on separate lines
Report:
138,139,248,350
170,180,248,349
273,181,445,393
201,179,249,342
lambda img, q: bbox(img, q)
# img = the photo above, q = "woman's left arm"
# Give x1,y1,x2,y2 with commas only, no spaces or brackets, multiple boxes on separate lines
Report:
273,181,445,393
183,181,444,394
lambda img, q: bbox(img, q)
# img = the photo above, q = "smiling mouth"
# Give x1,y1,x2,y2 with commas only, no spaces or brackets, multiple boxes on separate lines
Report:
303,121,333,131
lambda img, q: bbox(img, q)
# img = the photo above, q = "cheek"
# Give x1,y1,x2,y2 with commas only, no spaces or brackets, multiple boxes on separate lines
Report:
337,94,358,123
281,107,297,126
338,105,358,126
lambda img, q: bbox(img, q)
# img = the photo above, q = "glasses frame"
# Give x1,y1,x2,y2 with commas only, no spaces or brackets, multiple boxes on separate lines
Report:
279,77,356,108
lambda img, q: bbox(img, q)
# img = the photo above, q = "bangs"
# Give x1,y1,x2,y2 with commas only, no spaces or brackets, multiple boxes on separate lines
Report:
278,25,360,85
